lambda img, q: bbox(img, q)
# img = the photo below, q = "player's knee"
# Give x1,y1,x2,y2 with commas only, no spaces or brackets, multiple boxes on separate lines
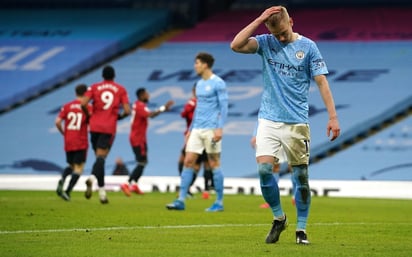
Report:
292,165,311,204
258,163,273,176
292,165,308,184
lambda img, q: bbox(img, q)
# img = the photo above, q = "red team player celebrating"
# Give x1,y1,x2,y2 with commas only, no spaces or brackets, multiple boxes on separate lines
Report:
120,88,174,196
81,65,131,204
55,84,92,201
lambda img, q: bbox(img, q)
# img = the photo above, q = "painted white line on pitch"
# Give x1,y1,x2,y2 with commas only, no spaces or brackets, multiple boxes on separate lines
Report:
0,222,410,235
0,224,262,235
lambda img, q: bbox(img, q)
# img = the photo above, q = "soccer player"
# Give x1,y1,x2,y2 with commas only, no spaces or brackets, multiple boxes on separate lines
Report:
178,84,213,197
55,84,92,201
120,88,174,196
81,65,131,204
231,6,340,244
166,52,229,212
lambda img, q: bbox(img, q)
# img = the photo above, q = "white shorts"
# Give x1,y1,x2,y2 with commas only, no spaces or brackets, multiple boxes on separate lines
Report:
274,146,288,164
256,119,310,165
185,129,221,154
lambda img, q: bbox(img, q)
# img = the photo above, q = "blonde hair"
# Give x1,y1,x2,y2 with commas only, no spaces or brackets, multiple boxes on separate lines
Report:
266,6,289,28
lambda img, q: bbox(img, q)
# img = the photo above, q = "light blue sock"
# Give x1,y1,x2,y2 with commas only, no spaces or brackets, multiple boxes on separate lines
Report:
212,168,224,204
258,163,283,218
292,165,311,230
178,168,194,202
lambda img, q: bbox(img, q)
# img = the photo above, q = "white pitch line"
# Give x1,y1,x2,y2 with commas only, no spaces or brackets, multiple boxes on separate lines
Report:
0,222,410,235
0,224,263,235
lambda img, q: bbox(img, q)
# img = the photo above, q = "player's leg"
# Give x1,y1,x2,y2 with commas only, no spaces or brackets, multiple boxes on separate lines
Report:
122,144,146,196
93,147,109,203
205,153,224,211
166,130,202,210
180,152,198,199
178,146,185,175
256,119,287,243
201,151,213,191
291,164,310,244
57,153,73,197
257,159,283,217
204,130,224,212
86,132,112,204
61,164,81,201
63,150,87,200
282,123,311,244
166,152,198,210
185,151,203,197
260,161,280,208
61,166,73,183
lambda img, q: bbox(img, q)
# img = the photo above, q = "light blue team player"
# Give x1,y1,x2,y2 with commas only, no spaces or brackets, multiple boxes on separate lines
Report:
231,6,340,244
166,52,229,212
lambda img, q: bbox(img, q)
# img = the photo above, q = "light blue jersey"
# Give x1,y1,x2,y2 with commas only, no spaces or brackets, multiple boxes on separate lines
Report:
255,34,328,123
191,74,228,129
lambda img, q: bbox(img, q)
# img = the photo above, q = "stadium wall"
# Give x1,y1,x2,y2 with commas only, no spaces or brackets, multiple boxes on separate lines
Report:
0,175,411,199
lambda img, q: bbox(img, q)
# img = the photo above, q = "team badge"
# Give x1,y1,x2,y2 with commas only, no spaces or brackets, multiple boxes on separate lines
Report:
295,50,305,59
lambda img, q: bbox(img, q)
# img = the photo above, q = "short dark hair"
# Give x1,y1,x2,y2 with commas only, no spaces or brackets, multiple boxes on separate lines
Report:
195,52,214,68
102,65,115,80
136,87,146,99
75,84,87,96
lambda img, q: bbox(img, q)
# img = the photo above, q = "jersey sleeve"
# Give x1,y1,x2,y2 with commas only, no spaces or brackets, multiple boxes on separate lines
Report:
58,105,66,119
255,34,268,56
309,42,329,77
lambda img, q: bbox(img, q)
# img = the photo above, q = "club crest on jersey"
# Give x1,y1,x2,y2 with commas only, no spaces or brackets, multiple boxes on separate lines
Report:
295,51,305,60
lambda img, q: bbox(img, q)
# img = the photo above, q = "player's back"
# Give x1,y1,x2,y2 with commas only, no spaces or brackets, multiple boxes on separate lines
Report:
60,99,89,151
86,80,128,134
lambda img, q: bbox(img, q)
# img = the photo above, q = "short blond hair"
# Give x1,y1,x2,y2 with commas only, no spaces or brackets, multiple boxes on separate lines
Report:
266,6,289,28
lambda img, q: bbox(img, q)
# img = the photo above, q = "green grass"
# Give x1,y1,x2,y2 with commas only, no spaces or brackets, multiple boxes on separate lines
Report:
0,191,411,257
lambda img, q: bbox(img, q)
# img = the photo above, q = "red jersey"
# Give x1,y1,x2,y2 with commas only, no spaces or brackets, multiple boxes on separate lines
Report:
85,80,129,134
181,97,196,135
129,101,150,147
58,99,91,152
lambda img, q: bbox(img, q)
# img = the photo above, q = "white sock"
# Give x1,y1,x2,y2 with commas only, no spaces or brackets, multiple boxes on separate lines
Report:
99,187,106,199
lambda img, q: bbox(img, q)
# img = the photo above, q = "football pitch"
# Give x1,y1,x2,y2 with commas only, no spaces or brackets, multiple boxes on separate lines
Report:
0,191,410,257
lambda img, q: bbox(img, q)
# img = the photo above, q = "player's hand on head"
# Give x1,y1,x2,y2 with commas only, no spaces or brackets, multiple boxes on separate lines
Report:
260,6,282,22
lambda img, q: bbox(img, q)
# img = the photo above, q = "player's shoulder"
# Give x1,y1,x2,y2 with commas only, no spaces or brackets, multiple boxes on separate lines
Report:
255,33,272,40
296,34,318,47
62,99,81,111
211,74,225,83
90,80,103,87
112,81,128,94
134,100,145,108
211,74,227,88
66,98,79,106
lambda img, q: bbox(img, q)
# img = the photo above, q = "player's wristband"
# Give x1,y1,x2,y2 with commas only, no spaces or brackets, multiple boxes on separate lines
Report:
158,105,166,112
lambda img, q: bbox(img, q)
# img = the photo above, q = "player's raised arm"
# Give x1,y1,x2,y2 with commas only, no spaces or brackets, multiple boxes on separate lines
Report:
230,6,281,53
